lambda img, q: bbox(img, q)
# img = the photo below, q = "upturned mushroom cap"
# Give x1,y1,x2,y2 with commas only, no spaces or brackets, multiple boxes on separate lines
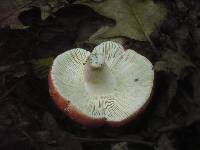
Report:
49,41,154,127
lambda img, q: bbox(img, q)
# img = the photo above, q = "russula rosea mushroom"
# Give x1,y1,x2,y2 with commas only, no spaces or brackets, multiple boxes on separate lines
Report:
49,41,154,127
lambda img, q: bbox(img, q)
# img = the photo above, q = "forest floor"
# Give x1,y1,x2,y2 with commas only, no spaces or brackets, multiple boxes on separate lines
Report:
0,0,200,150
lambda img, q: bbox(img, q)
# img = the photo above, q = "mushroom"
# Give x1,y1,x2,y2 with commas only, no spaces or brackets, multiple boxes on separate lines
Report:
49,41,154,127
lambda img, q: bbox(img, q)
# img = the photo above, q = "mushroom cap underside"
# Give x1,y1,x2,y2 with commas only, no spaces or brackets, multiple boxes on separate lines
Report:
49,41,154,126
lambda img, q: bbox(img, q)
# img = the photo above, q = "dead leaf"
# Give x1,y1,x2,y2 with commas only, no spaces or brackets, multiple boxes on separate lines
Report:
156,134,176,150
40,0,69,20
75,0,167,43
0,0,32,29
0,0,68,29
112,142,128,150
40,5,52,20
154,50,194,78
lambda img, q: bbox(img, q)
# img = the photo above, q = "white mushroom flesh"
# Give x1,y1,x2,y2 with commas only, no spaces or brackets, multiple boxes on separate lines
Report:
51,41,154,122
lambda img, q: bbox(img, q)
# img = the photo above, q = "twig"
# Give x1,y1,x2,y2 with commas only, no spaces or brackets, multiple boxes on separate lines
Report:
71,136,154,147
0,61,25,73
158,123,182,133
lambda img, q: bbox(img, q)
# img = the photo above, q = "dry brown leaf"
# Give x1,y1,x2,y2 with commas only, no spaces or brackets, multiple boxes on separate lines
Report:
76,0,167,43
112,142,128,150
0,0,68,29
154,50,194,78
156,134,176,150
0,0,32,29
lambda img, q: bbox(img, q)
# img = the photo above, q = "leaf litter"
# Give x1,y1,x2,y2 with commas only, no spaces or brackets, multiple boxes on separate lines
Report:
0,0,200,150
0,0,68,29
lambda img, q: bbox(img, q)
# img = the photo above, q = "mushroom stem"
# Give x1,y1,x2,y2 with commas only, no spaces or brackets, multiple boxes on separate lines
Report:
84,53,116,95
84,53,105,83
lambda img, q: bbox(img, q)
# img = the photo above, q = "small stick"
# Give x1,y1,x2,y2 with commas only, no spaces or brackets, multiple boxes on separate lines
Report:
71,136,154,147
